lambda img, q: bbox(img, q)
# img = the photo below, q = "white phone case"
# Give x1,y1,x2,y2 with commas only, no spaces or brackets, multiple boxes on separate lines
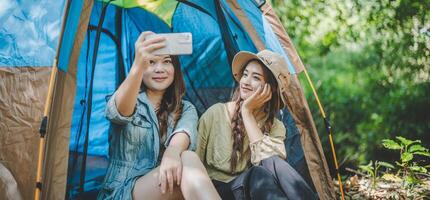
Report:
147,32,193,55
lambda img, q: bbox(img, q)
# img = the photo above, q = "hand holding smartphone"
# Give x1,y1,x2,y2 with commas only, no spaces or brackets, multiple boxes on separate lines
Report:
145,32,193,55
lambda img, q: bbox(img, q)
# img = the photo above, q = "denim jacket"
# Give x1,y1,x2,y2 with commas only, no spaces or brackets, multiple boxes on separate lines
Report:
98,91,198,200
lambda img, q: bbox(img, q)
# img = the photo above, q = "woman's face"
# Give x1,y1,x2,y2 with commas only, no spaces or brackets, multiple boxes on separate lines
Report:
239,60,267,100
142,55,175,92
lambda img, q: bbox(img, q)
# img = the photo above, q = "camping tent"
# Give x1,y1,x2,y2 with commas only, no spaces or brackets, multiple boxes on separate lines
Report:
0,0,337,199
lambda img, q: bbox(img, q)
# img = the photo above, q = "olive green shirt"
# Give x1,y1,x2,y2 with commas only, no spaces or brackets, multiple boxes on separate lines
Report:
196,103,286,182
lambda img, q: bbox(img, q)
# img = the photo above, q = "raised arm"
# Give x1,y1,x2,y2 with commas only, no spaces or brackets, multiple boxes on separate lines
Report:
115,31,166,116
241,84,272,143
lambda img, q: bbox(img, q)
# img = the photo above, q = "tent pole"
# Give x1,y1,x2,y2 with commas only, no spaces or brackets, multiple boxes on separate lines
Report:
34,59,58,200
302,67,345,200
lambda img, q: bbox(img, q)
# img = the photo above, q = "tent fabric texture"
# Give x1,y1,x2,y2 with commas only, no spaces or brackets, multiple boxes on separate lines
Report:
0,0,336,199
0,0,66,199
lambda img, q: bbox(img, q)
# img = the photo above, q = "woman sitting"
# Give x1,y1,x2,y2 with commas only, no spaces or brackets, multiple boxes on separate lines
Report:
196,50,317,200
98,32,220,200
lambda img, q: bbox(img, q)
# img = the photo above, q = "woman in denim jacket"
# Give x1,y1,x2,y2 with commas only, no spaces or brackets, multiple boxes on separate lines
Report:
98,32,220,200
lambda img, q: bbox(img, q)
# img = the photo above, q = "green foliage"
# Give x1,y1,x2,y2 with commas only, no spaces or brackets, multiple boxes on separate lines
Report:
382,139,402,150
356,136,429,193
359,160,394,188
382,136,430,186
273,0,430,169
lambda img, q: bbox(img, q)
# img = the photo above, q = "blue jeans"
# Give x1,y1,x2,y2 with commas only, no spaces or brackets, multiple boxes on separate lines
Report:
212,156,318,200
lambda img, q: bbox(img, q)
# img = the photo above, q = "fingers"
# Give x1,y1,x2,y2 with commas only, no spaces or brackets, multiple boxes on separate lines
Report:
158,169,175,194
135,38,166,62
176,165,182,186
144,42,166,53
159,170,167,194
142,35,166,47
253,84,271,103
136,31,153,44
261,84,272,103
249,85,263,100
167,170,174,194
171,168,177,186
135,32,166,54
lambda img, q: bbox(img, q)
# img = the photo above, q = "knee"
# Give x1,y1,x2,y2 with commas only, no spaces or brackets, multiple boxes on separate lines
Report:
260,155,290,169
181,150,200,163
181,150,206,171
262,155,284,163
249,166,273,180
180,151,209,186
248,166,277,187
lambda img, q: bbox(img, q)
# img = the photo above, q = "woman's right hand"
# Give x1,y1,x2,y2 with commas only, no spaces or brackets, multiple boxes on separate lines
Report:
133,31,166,69
113,32,165,117
158,146,183,194
242,84,272,115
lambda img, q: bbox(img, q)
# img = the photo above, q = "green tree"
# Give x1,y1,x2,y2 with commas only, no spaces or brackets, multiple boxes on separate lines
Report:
273,0,430,173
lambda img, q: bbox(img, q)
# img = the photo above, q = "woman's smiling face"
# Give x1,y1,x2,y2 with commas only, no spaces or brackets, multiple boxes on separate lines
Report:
239,60,267,100
141,55,175,92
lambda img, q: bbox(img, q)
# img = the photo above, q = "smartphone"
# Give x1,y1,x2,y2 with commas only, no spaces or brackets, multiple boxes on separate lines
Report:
146,32,193,55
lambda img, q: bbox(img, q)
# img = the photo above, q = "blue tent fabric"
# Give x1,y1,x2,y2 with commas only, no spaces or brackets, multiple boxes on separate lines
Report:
172,0,261,111
220,1,257,52
172,2,235,110
180,0,217,20
121,6,171,73
67,3,120,196
0,0,65,67
70,1,172,158
70,2,119,158
234,0,296,74
57,0,86,72
67,2,173,195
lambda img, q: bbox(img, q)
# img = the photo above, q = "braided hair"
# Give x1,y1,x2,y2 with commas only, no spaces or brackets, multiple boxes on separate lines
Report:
229,59,281,171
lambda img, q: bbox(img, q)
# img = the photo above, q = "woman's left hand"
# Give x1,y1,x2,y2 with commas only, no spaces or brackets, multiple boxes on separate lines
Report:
158,146,182,194
242,84,272,114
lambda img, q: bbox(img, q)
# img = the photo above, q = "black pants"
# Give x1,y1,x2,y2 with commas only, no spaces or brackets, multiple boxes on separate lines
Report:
212,156,318,200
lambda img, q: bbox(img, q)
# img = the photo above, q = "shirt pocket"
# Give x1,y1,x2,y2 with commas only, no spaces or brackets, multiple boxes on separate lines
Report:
99,178,122,198
99,166,127,198
125,115,152,145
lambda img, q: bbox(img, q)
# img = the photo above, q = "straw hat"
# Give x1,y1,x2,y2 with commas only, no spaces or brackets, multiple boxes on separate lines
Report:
232,50,290,108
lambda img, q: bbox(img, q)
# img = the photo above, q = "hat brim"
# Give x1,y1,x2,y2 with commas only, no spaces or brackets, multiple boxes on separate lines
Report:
232,51,262,82
231,51,286,109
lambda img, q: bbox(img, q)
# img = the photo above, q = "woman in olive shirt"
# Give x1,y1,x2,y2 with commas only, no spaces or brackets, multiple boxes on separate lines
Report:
197,50,316,200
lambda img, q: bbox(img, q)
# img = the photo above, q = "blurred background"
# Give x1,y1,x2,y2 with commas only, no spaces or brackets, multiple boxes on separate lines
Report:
273,0,430,176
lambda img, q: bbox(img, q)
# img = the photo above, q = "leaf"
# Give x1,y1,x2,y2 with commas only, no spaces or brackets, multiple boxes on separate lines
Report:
381,173,402,182
378,161,395,169
409,166,427,173
408,144,428,153
396,136,420,146
401,152,413,163
414,151,430,157
359,162,374,176
395,161,405,167
405,175,420,186
382,139,402,150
